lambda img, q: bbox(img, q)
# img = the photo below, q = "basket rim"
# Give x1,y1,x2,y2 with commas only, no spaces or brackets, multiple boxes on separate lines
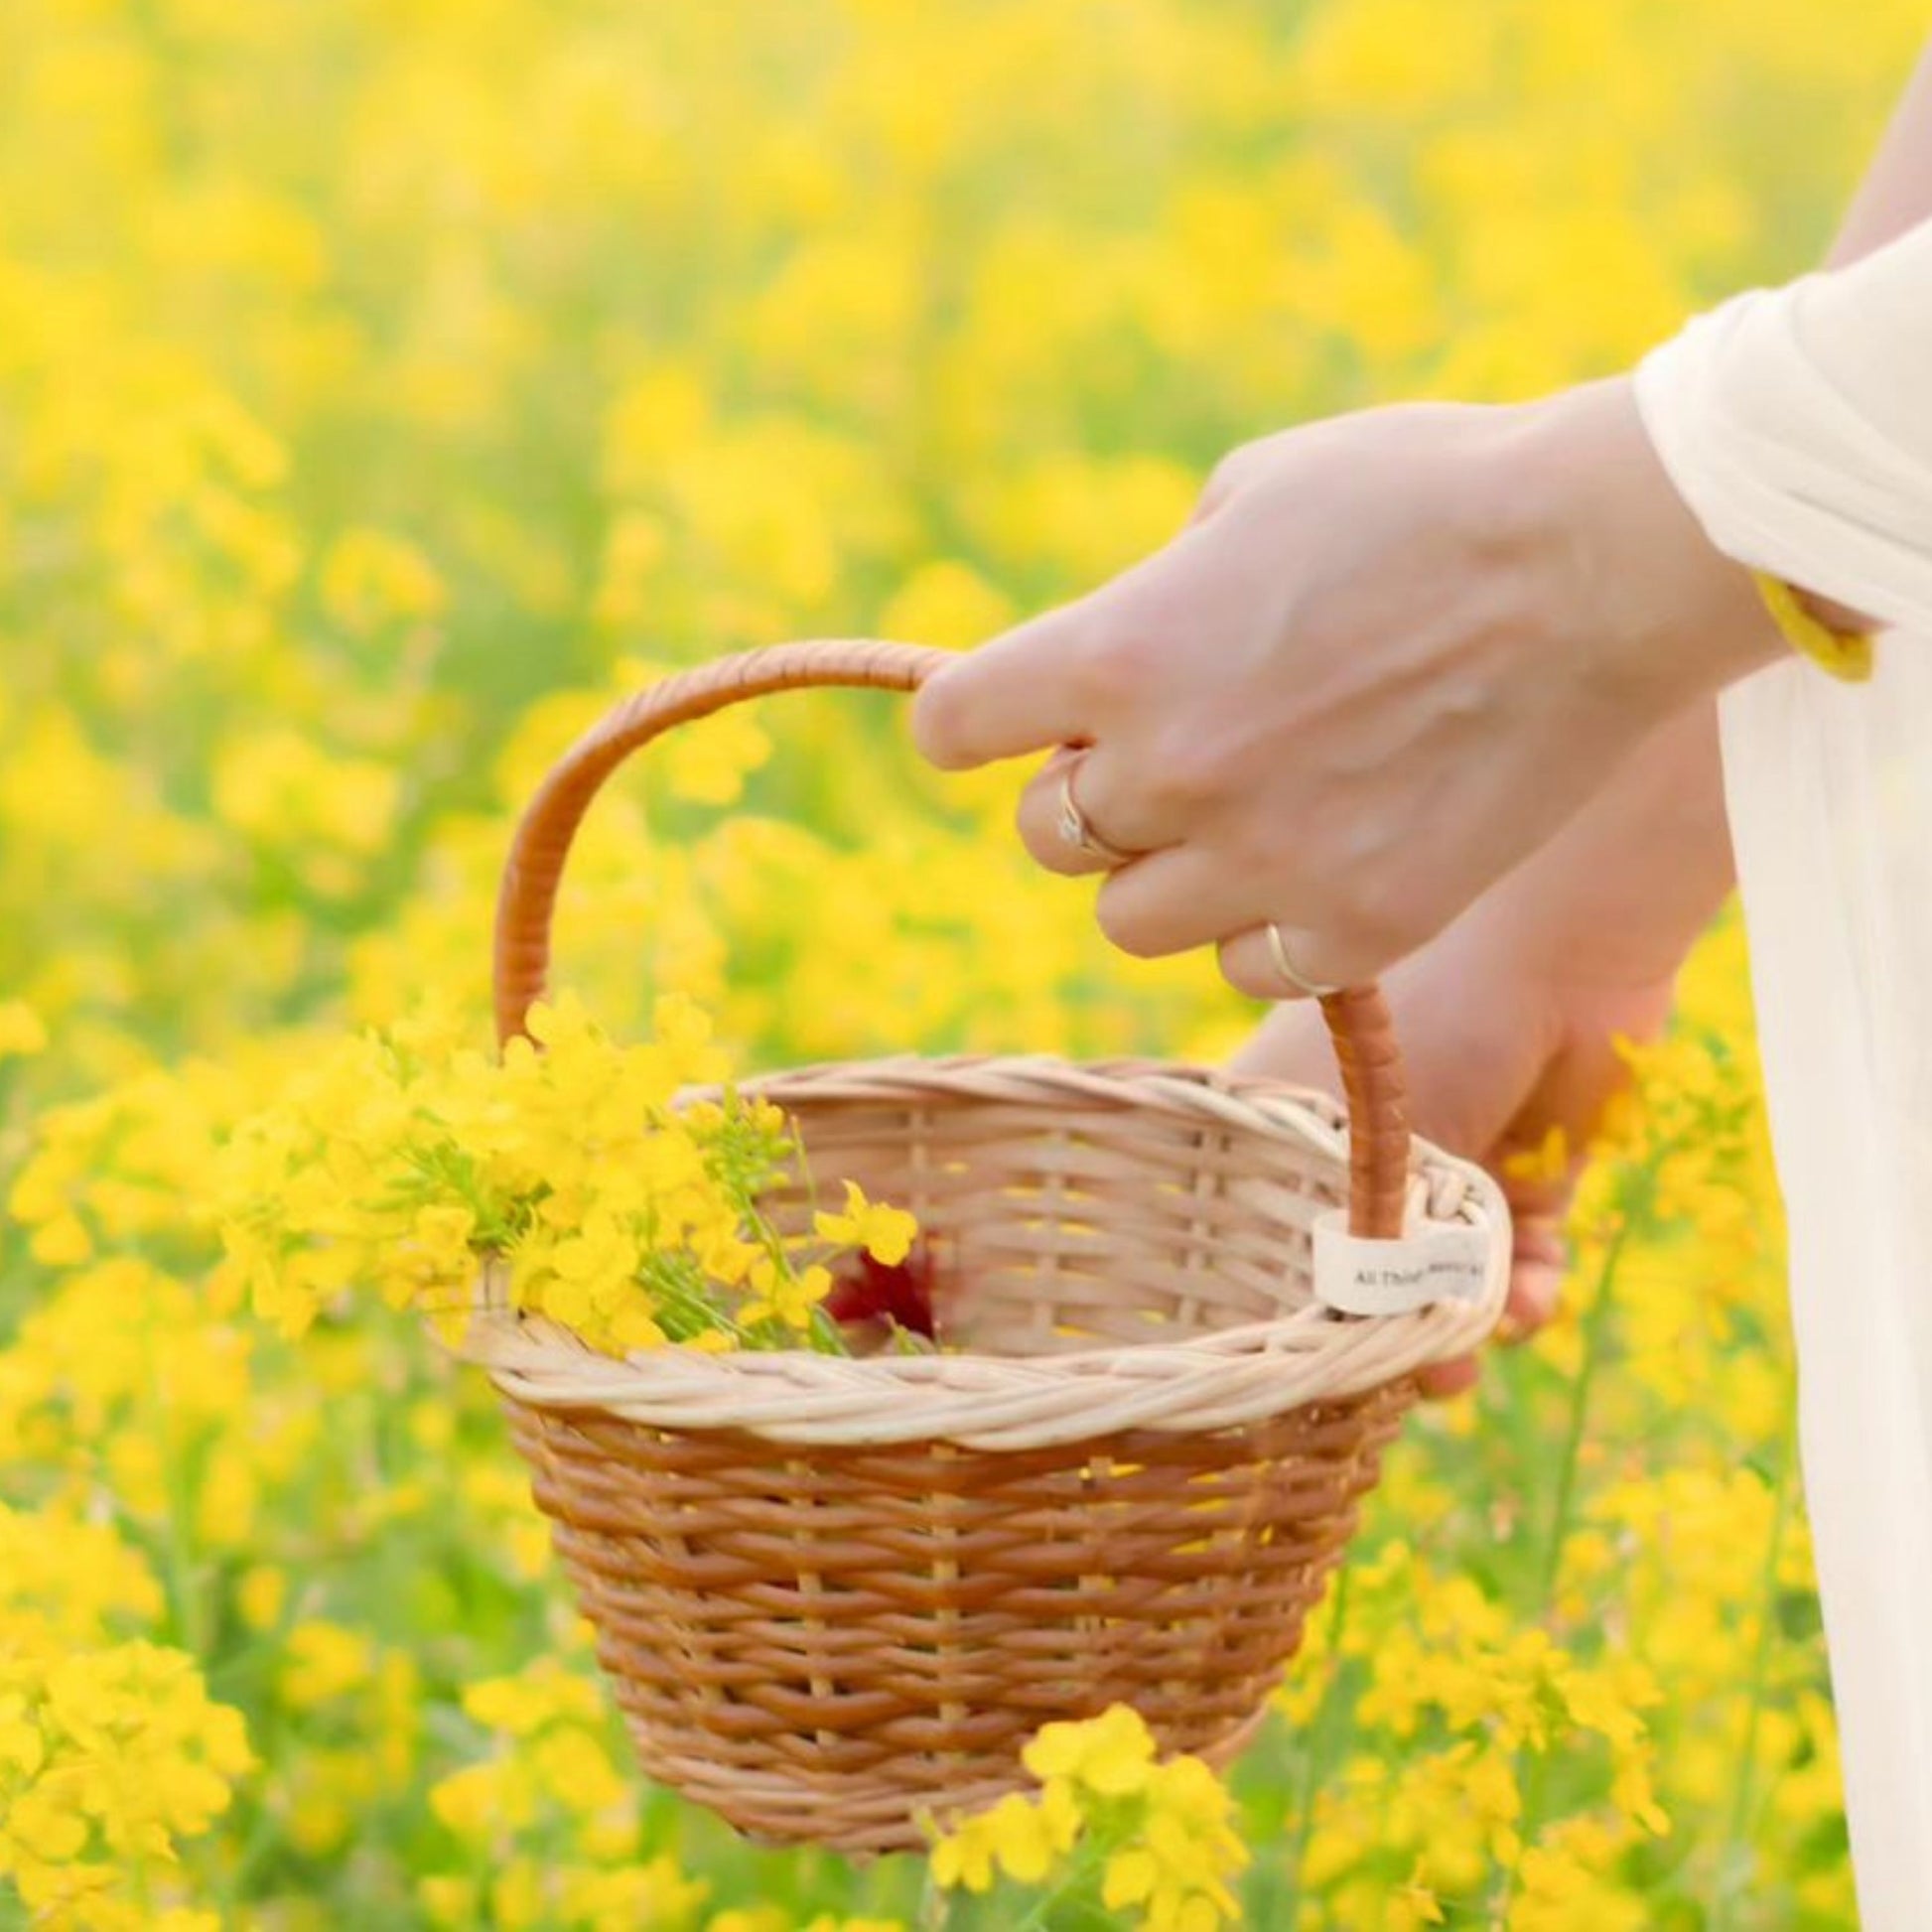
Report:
457,1051,1511,1450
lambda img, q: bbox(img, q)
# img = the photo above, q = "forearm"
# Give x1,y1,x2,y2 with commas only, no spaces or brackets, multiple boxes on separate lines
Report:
1827,42,1932,267
1484,704,1730,988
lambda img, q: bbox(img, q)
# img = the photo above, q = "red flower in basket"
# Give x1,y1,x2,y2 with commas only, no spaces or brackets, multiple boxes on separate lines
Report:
824,1246,938,1340
815,1180,936,1341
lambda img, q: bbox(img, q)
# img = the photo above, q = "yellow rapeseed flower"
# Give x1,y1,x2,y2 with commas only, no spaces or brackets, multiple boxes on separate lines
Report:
813,1180,918,1269
0,1001,48,1060
1023,1702,1158,1797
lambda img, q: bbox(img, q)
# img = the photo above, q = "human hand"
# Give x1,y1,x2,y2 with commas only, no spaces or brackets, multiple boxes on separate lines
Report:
1234,702,1732,1396
913,377,1779,997
1239,918,1670,1398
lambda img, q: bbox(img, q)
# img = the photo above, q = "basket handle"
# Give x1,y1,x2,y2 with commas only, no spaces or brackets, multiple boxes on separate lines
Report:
492,638,1410,1241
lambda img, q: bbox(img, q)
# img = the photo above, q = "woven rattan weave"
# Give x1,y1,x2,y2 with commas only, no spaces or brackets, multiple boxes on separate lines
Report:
464,638,1510,1852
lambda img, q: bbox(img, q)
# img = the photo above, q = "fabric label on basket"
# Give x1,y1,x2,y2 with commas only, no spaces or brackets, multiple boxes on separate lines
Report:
1311,1211,1492,1315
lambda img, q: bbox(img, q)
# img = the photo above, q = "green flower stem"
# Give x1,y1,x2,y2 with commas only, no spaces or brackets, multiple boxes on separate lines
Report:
1536,1210,1633,1607
1711,1409,1797,1931
1504,1182,1642,1916
1283,1559,1353,1921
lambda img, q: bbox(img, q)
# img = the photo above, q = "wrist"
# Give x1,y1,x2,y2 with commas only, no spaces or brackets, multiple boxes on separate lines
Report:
1500,375,1788,717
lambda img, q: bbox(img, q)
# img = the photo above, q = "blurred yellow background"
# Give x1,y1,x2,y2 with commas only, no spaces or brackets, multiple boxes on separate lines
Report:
0,1,1921,1925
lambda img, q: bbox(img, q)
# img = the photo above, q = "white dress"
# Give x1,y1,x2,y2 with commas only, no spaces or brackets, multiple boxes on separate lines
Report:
1636,215,1932,1931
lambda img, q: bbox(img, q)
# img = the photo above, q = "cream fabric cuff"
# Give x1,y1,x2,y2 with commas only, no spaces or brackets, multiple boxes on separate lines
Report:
1633,218,1932,639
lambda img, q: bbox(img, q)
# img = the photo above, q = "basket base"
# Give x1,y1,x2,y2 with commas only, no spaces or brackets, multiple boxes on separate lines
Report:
501,1382,1412,1854
630,1704,1271,1857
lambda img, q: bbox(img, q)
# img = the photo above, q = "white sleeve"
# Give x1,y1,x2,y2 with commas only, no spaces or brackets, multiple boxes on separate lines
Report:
1633,216,1932,634
1635,217,1932,1932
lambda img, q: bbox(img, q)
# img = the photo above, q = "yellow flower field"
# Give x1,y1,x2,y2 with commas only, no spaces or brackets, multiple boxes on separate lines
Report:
0,0,1920,1924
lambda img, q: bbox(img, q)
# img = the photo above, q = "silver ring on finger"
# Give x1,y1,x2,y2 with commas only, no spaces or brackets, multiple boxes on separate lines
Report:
1265,922,1341,1000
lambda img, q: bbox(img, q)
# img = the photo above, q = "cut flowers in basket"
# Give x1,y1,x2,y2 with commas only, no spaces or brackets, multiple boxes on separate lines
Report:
214,991,920,1358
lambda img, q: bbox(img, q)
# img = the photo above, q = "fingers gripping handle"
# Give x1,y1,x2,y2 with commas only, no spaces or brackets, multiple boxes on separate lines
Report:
490,640,1411,1242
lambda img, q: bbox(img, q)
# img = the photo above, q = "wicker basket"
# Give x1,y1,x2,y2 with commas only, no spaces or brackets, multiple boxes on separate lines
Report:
465,638,1511,1854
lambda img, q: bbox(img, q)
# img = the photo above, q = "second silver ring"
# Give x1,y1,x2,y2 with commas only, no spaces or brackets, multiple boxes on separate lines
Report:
1265,922,1341,1000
